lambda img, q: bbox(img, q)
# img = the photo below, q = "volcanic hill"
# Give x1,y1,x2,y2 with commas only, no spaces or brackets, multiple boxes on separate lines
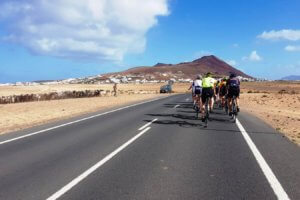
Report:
107,55,251,80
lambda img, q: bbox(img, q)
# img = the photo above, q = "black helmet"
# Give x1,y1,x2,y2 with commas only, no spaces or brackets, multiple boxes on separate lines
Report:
229,73,236,78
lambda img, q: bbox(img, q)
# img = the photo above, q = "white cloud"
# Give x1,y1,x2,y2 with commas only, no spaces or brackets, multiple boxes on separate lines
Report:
285,45,300,52
258,29,300,41
227,60,237,66
242,51,262,62
0,0,169,61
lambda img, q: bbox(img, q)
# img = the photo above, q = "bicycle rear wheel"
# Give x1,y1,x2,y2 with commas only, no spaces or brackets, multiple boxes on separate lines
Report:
195,106,199,119
204,97,209,127
232,97,237,123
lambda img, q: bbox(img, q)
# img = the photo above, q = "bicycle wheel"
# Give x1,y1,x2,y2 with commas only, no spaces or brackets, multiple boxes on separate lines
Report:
204,97,209,127
225,99,228,114
195,105,199,119
232,97,237,122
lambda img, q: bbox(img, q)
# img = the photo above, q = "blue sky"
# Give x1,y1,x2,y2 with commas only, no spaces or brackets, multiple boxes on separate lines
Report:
1,0,300,83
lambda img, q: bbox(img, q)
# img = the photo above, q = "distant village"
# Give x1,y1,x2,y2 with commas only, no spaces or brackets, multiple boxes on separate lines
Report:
0,73,257,86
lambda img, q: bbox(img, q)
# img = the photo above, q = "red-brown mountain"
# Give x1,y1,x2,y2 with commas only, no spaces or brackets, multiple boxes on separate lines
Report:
107,55,252,80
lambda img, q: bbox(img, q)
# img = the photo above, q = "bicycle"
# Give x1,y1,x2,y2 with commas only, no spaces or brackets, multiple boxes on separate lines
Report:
231,95,238,122
203,94,211,127
194,96,201,119
224,95,228,115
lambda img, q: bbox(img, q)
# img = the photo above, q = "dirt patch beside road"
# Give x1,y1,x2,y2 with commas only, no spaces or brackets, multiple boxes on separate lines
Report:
240,81,300,146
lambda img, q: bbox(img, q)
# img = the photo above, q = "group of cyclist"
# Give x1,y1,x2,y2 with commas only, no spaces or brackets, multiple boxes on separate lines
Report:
188,72,240,122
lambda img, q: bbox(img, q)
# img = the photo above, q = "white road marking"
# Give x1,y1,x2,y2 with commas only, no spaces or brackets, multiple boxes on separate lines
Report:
236,119,290,200
46,127,152,200
138,118,157,131
174,104,180,108
185,98,189,101
0,96,170,145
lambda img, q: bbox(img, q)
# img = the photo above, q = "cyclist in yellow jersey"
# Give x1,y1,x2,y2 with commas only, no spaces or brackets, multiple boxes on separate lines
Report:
201,72,216,121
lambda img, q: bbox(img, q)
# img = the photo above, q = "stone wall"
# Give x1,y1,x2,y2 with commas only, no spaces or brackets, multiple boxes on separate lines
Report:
0,89,158,104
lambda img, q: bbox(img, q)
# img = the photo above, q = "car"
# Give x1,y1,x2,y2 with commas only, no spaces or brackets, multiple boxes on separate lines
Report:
160,84,172,93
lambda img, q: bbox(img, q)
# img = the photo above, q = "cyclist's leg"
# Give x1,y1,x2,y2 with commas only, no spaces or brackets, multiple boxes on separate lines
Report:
201,89,207,118
209,88,214,111
220,95,225,107
196,95,201,111
192,93,195,105
228,97,232,113
236,88,240,112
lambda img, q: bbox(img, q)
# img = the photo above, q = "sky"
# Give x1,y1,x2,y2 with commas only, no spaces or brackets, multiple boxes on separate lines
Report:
1,0,300,83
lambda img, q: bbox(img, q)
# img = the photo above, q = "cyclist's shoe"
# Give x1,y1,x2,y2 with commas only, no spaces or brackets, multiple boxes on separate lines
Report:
237,107,240,112
209,109,213,114
229,112,233,116
201,117,205,122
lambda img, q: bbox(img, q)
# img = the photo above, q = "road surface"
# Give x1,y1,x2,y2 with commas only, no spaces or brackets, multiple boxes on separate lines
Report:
0,94,299,200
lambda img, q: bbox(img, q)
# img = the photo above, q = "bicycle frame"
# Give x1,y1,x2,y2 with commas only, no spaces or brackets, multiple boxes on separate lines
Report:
231,96,237,122
204,95,210,127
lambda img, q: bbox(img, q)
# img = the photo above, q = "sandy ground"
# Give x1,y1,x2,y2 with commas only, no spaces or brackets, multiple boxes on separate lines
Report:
0,83,167,96
240,82,300,146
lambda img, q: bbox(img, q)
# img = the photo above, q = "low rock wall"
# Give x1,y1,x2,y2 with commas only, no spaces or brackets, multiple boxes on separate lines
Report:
0,89,158,104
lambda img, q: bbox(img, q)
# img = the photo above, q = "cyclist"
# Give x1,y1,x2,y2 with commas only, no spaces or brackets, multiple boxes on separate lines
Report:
226,73,240,116
219,77,227,108
214,79,220,102
193,75,203,110
201,72,216,121
188,79,196,108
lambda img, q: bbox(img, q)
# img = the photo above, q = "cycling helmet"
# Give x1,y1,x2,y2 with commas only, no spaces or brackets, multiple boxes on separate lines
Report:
206,72,212,77
229,73,236,78
196,74,202,79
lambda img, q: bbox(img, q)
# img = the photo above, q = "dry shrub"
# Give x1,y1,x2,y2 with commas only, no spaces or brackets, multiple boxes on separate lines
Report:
278,89,288,94
290,90,297,95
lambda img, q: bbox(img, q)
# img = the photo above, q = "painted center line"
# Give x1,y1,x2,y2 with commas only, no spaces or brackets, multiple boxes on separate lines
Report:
138,118,157,131
236,119,290,200
174,104,180,108
47,126,152,200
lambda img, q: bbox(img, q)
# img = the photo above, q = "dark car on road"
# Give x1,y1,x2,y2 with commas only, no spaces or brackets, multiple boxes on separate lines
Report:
160,84,172,93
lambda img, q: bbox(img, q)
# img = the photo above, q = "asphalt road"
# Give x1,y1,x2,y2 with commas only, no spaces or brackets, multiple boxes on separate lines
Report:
0,94,299,200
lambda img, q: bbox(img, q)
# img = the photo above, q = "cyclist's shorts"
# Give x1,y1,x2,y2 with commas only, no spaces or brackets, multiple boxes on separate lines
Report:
227,87,240,98
219,86,227,97
192,87,196,96
194,86,202,95
215,86,219,94
201,87,214,103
